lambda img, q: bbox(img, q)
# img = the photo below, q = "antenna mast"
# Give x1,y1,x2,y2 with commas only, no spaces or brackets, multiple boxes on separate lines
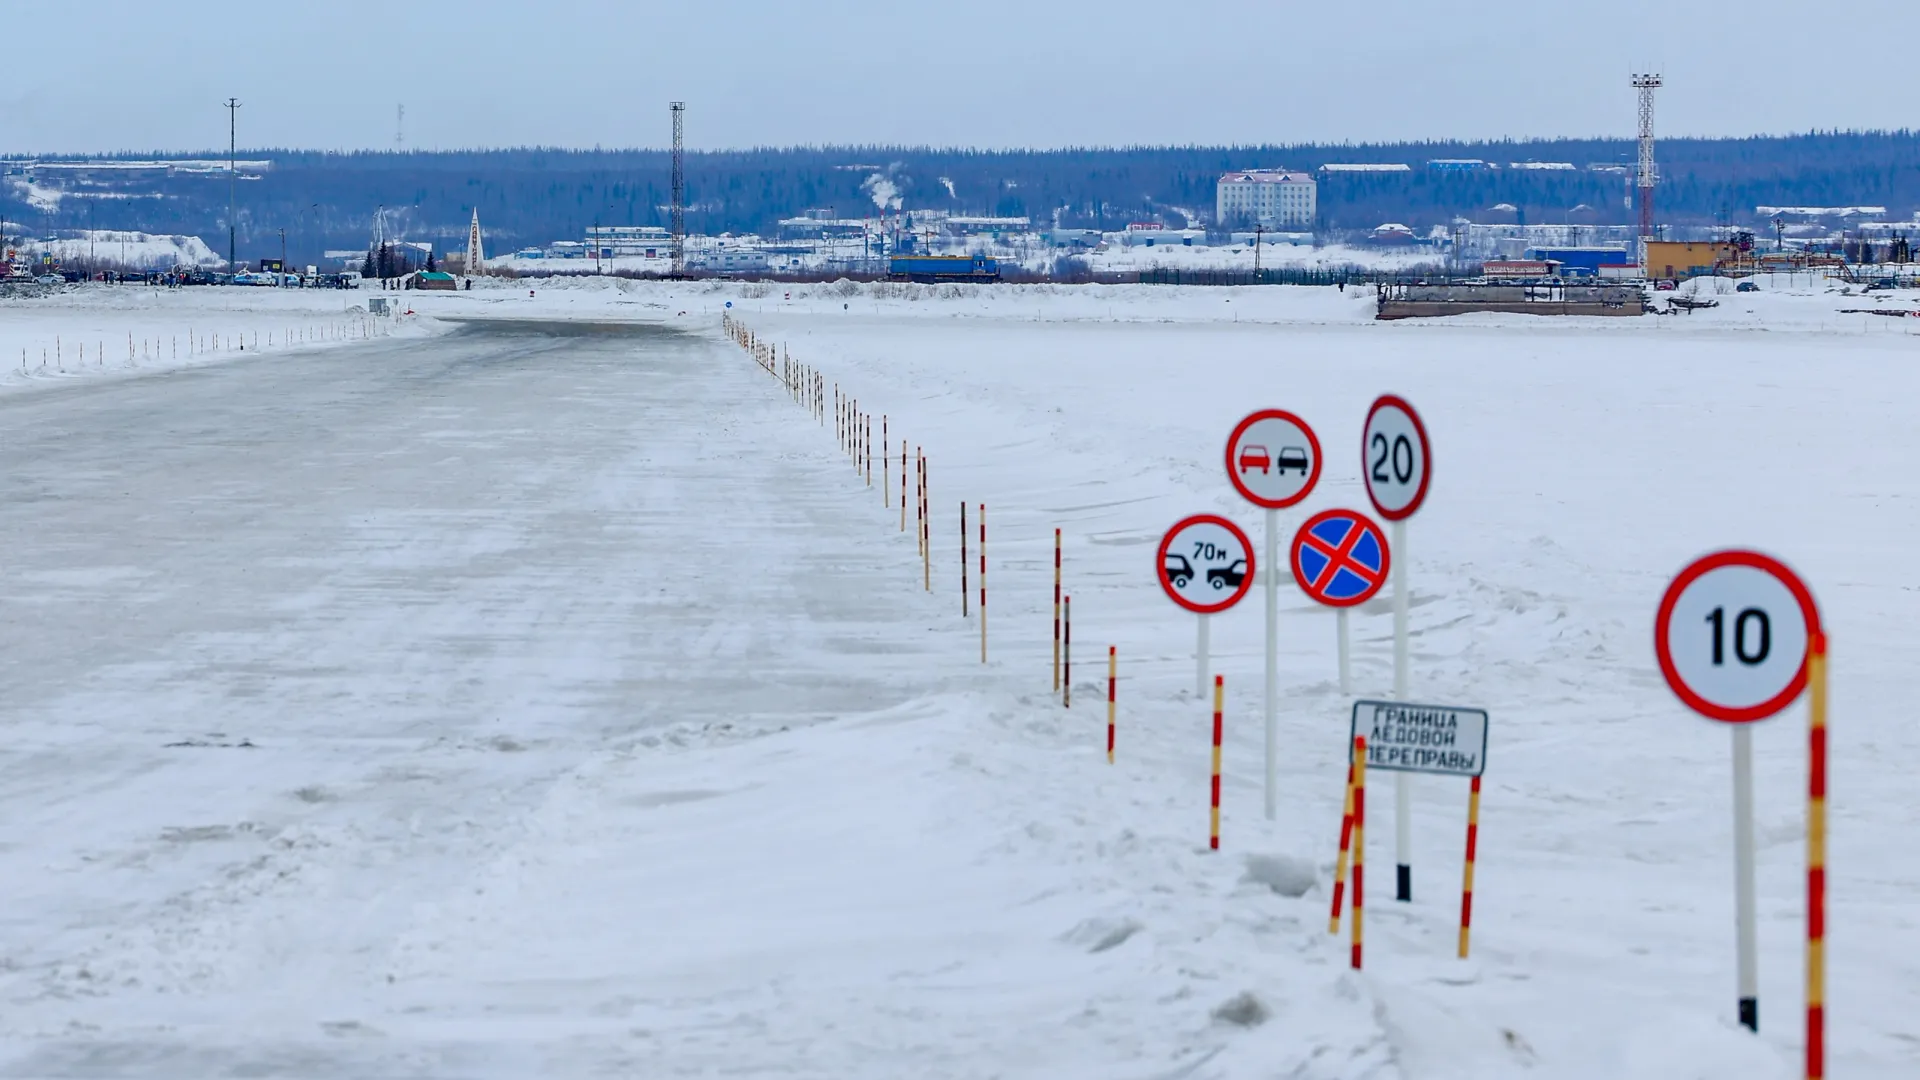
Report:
670,101,686,277
1631,72,1661,240
396,104,405,149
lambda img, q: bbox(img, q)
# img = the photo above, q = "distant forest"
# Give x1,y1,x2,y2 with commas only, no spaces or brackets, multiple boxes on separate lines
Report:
6,131,1920,266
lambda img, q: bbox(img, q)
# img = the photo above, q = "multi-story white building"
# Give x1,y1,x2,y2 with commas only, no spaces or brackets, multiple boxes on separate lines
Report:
1215,169,1317,229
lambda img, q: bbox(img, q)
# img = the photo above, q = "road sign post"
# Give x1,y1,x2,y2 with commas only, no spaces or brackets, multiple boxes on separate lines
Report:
1226,409,1322,821
1291,508,1390,695
1351,698,1489,962
1364,394,1432,902
1158,514,1256,699
1655,549,1822,1038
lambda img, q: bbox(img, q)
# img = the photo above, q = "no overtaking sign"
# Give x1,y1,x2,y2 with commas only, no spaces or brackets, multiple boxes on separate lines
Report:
1350,700,1489,778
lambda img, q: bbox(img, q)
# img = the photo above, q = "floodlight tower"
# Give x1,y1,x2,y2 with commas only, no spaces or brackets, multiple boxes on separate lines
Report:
1632,72,1662,240
670,101,686,277
225,97,242,274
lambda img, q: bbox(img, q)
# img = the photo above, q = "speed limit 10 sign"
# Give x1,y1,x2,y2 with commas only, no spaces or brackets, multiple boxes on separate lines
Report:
1655,550,1823,723
1362,394,1431,521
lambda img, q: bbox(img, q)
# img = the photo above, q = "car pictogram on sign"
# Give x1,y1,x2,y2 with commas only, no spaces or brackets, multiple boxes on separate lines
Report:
1237,445,1271,475
1164,553,1195,589
1276,446,1310,475
1291,509,1391,608
1208,559,1248,590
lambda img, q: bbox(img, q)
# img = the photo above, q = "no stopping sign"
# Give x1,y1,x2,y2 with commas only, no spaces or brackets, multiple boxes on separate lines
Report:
1655,550,1822,723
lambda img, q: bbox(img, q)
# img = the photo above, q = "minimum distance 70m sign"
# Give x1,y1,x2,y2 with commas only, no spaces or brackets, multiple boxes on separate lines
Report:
1157,514,1256,614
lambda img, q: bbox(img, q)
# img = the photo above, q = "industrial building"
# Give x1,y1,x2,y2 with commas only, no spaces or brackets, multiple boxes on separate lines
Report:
584,225,672,258
1642,240,1740,281
1215,169,1316,228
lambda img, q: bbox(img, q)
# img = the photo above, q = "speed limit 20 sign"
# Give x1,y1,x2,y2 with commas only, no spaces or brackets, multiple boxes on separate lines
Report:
1363,395,1431,521
1655,550,1823,723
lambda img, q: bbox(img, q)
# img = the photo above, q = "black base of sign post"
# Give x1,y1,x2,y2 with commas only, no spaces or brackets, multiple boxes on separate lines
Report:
1397,864,1411,902
1739,997,1757,1033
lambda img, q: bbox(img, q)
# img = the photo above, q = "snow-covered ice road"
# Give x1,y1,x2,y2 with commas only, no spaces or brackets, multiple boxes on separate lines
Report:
0,319,971,1075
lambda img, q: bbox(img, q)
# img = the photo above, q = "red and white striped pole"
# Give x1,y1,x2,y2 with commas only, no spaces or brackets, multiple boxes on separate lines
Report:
979,504,987,663
1352,735,1367,970
1053,529,1062,692
1106,646,1116,763
1063,595,1072,708
1459,774,1482,958
1209,675,1224,850
1329,759,1358,934
1808,631,1829,1080
960,502,969,616
921,454,930,593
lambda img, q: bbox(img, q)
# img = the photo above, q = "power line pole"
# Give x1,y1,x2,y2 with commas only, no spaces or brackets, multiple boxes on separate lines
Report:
225,97,242,274
670,101,686,278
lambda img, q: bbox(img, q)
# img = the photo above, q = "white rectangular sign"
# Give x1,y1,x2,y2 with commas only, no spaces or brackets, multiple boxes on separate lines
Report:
1349,700,1489,778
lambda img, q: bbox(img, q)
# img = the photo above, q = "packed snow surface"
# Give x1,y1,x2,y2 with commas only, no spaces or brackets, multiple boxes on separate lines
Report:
0,276,1914,1077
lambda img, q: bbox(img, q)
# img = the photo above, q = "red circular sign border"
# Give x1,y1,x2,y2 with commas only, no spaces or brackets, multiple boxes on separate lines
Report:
1289,508,1392,609
1653,549,1823,724
1225,409,1324,510
1362,394,1433,522
1157,513,1258,615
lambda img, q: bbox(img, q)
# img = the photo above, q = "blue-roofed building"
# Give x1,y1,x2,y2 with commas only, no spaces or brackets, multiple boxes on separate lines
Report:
1528,246,1634,278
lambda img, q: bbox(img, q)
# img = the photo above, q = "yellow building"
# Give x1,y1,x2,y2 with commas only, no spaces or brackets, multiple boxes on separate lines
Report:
1644,241,1737,280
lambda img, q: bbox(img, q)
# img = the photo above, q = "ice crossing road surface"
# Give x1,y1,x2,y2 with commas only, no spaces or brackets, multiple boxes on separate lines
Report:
0,320,954,1075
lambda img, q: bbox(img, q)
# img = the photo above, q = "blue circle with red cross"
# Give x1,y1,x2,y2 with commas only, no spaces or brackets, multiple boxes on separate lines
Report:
1290,509,1391,608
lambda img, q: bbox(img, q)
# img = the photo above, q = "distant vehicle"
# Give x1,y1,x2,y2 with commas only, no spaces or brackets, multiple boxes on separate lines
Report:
887,254,1000,284
1864,278,1897,292
1653,279,1679,291
1276,446,1310,474
34,274,61,285
1736,281,1759,293
1164,553,1194,589
230,271,275,286
1207,559,1248,590
1237,445,1271,474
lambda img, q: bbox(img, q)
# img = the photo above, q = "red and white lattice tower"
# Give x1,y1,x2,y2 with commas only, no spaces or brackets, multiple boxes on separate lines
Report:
1632,72,1662,240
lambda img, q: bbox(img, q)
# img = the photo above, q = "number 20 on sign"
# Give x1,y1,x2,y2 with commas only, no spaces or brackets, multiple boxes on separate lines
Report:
1654,549,1826,1078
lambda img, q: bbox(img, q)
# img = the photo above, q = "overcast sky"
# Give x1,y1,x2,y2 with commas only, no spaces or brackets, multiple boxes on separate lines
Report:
9,2,1917,154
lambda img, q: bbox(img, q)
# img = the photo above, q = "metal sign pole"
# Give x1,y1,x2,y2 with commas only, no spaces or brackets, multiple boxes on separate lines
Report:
1264,507,1278,821
1733,725,1759,1031
1338,608,1352,696
1336,611,1351,691
1392,518,1412,902
1197,614,1210,698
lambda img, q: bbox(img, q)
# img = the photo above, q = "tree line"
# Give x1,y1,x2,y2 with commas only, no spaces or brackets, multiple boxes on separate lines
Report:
5,131,1919,266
